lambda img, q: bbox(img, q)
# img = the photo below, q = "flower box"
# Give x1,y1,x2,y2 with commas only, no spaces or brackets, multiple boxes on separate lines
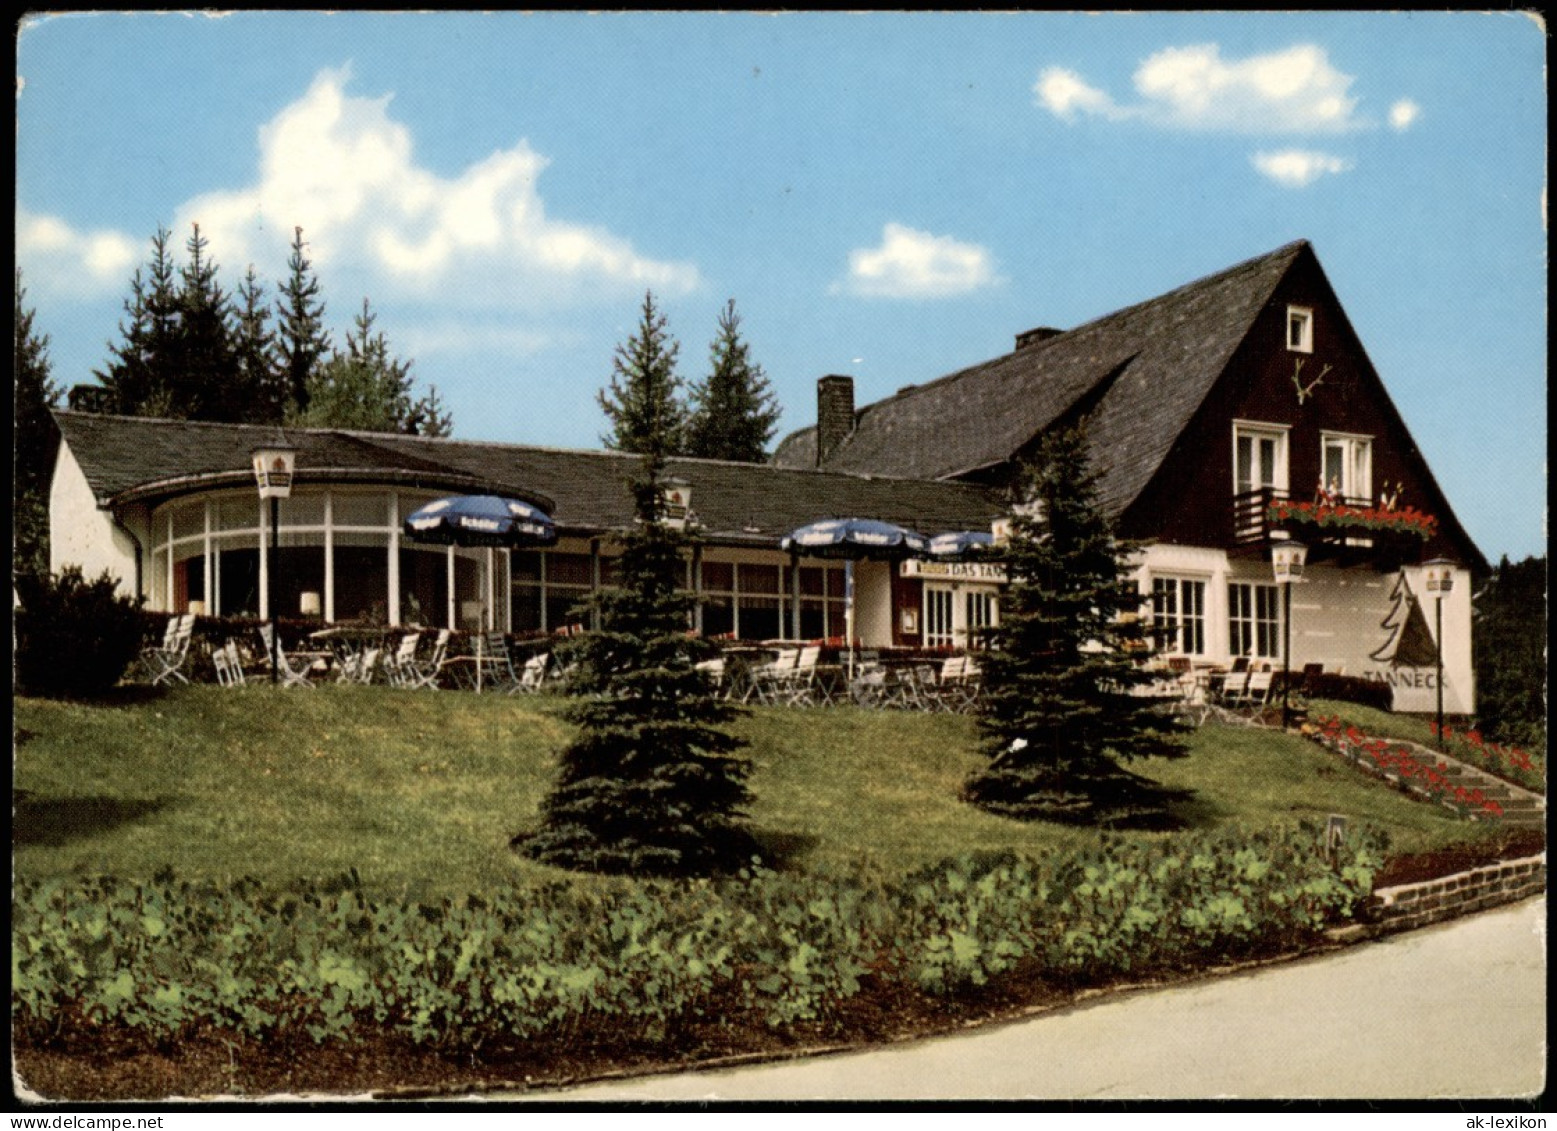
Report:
1266,500,1438,539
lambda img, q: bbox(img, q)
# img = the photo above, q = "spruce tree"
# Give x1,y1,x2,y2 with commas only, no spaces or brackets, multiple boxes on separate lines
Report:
965,427,1190,827
97,226,181,417
597,291,686,455
275,226,331,417
525,431,754,877
14,271,61,580
172,222,239,421
290,298,453,436
684,299,781,463
233,265,285,425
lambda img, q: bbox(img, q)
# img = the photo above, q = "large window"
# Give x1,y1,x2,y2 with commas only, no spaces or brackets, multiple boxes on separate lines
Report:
1151,576,1207,657
698,559,845,641
1234,422,1289,497
510,550,595,635
922,584,1001,649
1321,433,1373,503
1228,581,1280,659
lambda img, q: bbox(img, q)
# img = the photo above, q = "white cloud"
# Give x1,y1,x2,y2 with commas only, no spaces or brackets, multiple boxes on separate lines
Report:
835,223,1001,299
1251,149,1354,187
175,67,700,304
1389,99,1422,131
1039,44,1362,133
15,206,139,297
1033,68,1122,121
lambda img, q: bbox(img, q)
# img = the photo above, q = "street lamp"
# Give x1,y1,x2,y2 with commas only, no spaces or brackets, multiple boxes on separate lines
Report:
1423,558,1456,750
252,439,298,684
1271,541,1308,730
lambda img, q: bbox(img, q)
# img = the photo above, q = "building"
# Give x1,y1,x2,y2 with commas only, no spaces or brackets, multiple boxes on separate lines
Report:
47,409,1000,648
47,240,1482,711
774,240,1483,712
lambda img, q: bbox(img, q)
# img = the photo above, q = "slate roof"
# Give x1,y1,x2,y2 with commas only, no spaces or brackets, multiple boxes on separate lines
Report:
53,411,1003,546
773,240,1310,516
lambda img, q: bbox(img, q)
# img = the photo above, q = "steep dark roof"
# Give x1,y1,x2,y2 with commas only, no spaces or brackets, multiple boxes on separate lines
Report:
53,411,1002,545
774,241,1309,516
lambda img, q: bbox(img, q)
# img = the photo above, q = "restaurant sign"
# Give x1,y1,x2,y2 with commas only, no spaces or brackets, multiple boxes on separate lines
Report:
899,559,1008,583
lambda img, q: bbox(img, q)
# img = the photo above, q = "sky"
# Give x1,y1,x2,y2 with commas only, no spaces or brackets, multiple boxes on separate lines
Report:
15,11,1547,562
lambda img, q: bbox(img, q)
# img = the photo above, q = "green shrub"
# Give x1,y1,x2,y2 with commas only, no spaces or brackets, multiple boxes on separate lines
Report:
11,827,1385,1052
14,566,146,698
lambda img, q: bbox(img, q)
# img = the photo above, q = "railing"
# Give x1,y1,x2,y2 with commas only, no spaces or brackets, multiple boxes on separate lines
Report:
1233,487,1377,547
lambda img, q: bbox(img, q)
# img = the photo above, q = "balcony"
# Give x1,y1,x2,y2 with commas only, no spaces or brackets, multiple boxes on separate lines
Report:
1232,488,1437,568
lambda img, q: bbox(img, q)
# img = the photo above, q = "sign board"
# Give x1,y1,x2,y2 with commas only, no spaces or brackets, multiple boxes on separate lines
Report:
899,559,1007,583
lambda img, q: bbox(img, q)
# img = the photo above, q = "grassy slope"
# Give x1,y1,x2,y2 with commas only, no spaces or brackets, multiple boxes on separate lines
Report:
14,686,1487,898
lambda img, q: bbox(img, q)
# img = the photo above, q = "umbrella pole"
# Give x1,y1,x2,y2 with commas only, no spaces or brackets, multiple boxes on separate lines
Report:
846,559,855,682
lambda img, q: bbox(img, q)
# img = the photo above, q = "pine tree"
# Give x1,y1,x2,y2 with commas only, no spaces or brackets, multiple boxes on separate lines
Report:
171,222,239,421
684,299,781,462
525,442,754,876
275,226,330,417
14,271,62,580
964,427,1190,827
97,226,181,417
289,298,453,436
233,265,285,425
598,291,686,455
1473,555,1547,748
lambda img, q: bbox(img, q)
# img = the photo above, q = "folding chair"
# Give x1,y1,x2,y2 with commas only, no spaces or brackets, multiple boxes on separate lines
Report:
512,651,550,695
1217,669,1249,708
212,638,247,688
384,633,422,688
695,656,728,697
475,632,521,693
257,624,318,689
849,662,890,708
747,648,799,704
141,614,195,685
777,645,823,706
398,629,449,690
1245,668,1274,708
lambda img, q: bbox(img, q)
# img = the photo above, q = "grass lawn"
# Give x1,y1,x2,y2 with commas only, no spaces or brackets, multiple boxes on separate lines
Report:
13,685,1496,899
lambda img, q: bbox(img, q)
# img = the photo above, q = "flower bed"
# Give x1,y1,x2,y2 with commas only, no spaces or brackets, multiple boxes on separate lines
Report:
1308,715,1504,819
1429,722,1544,795
1266,499,1437,539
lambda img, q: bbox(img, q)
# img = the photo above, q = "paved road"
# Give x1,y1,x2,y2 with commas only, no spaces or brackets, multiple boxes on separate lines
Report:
540,896,1546,1102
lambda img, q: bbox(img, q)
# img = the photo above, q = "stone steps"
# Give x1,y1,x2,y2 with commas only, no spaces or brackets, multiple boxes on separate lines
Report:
1397,743,1546,828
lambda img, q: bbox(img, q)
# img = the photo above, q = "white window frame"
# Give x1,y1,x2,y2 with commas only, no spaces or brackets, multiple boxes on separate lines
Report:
1321,431,1373,503
1228,581,1281,660
1233,421,1290,498
1287,305,1313,353
1150,575,1208,657
922,582,1001,650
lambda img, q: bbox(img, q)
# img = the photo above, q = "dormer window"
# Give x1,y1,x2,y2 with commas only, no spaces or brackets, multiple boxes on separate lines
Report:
1287,306,1314,353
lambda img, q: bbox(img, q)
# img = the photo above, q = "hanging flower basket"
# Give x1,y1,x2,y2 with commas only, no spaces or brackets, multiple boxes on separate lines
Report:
1267,499,1437,539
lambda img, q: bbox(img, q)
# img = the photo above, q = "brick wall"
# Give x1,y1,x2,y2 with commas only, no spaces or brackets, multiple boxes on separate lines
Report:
1365,854,1545,932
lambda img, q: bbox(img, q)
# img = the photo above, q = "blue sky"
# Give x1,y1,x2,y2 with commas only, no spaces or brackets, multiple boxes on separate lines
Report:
15,11,1547,561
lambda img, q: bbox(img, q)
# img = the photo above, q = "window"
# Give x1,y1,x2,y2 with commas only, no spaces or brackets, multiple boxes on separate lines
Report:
1234,422,1289,497
1287,306,1313,353
1228,582,1280,659
922,584,1001,649
697,558,845,641
1321,433,1373,503
1151,576,1206,656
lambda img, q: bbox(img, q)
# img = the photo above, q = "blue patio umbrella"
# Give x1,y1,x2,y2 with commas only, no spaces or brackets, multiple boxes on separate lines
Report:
403,495,557,548
404,494,558,691
929,530,996,559
780,518,930,676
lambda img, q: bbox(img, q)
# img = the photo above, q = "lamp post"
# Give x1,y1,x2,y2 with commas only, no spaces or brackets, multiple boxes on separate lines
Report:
252,440,298,684
1423,558,1456,751
1271,541,1308,730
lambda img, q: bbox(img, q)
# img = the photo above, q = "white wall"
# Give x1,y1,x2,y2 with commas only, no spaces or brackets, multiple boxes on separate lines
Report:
853,559,894,647
48,443,144,599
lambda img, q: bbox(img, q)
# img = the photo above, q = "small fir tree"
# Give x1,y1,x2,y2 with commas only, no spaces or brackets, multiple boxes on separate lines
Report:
171,222,239,421
1473,554,1547,749
965,427,1190,827
14,271,62,580
684,299,781,462
97,226,181,417
290,298,452,436
524,447,755,876
274,226,331,417
233,265,285,425
597,291,686,455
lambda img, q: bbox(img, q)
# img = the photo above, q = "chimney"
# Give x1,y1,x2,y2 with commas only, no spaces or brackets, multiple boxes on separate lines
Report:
815,375,855,466
1015,326,1063,351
